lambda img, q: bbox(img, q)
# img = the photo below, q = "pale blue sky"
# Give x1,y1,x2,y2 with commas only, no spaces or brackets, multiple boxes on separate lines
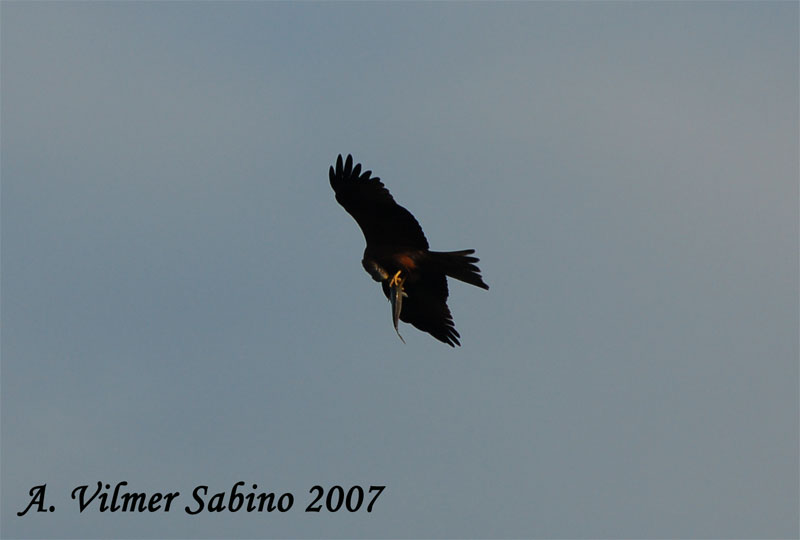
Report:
2,2,798,538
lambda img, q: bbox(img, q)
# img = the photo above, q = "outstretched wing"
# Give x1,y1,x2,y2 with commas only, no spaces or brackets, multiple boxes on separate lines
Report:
381,271,460,347
329,154,428,250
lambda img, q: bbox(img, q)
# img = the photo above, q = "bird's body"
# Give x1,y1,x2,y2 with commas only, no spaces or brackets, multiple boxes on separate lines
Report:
329,154,488,346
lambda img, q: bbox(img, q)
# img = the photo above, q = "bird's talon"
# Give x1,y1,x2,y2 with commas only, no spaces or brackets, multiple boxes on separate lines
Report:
389,270,404,288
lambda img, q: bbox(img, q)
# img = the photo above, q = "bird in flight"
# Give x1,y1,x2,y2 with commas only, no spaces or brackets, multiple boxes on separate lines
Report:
329,154,488,346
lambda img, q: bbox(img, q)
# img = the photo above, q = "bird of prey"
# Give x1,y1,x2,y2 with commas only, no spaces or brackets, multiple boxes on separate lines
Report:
329,154,488,346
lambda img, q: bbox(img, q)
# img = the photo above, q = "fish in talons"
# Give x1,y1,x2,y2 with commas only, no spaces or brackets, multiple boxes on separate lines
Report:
389,270,407,343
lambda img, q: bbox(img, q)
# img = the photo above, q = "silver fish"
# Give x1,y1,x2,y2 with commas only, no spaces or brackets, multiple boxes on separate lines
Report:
390,280,407,343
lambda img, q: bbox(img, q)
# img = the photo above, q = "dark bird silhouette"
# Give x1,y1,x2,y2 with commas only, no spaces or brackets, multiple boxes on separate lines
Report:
329,154,488,346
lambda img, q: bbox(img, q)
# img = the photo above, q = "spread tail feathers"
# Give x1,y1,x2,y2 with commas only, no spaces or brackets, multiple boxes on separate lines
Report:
429,250,489,290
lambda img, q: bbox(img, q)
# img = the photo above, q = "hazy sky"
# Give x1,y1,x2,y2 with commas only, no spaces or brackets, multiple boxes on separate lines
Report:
2,2,797,539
